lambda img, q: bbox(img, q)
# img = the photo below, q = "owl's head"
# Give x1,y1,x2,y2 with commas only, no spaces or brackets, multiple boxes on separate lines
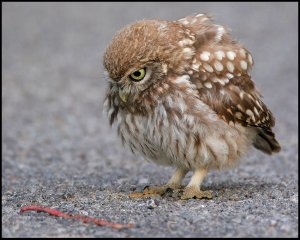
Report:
103,19,195,104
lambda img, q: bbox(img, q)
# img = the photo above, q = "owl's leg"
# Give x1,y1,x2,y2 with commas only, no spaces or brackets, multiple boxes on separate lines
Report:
167,167,189,189
181,167,213,200
143,167,188,195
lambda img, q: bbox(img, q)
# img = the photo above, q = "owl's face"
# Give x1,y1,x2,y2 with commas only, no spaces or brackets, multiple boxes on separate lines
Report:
103,20,195,105
106,60,168,104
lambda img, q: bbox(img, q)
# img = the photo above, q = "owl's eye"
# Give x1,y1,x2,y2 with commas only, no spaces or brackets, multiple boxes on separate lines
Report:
129,68,146,81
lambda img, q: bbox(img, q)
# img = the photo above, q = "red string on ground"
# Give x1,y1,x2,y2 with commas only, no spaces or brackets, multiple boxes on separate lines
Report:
20,205,134,229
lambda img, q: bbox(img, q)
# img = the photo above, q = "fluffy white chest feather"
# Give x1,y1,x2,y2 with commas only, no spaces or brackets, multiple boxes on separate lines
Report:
114,94,250,170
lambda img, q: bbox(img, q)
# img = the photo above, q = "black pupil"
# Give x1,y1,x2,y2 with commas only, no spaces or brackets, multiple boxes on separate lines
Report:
133,71,141,77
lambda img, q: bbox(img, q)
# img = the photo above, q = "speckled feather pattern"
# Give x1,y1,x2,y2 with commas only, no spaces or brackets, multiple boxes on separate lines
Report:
103,13,280,171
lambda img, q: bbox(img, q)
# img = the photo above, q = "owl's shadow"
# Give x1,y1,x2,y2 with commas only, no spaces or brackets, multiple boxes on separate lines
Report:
203,180,277,200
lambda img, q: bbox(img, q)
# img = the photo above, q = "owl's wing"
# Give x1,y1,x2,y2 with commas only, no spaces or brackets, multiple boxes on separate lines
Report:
179,13,280,153
195,72,275,130
194,69,282,154
178,14,275,129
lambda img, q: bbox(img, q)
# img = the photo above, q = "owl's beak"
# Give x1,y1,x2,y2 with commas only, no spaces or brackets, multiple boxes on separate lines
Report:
118,88,129,103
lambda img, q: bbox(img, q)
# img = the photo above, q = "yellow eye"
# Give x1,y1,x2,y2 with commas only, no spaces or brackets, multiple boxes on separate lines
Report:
129,68,146,81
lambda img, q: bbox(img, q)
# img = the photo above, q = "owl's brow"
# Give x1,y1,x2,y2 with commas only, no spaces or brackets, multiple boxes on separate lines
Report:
131,59,157,69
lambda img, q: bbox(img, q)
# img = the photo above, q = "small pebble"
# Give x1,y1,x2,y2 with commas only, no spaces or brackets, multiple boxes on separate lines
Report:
146,199,158,209
270,220,277,227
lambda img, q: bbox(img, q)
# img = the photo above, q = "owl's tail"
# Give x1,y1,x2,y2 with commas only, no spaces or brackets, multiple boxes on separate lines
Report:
253,128,281,155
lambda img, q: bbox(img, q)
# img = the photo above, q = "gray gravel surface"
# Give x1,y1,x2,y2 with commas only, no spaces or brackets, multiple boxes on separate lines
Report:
2,2,298,238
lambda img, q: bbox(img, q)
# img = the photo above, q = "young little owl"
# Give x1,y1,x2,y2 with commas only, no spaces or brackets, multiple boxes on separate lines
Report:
103,13,281,199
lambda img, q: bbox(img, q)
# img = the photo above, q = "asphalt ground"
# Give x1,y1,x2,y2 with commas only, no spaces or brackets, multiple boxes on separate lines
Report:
2,2,298,237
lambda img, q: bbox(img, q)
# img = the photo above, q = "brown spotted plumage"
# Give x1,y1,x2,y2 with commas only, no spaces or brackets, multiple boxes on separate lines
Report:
103,13,281,199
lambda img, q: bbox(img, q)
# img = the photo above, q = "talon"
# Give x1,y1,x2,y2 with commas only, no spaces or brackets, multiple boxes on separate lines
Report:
181,186,213,200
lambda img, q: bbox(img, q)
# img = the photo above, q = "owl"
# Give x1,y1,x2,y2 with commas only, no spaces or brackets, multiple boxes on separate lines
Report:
103,13,281,200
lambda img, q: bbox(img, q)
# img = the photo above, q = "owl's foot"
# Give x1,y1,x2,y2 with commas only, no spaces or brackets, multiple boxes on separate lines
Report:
181,186,213,200
129,184,182,198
